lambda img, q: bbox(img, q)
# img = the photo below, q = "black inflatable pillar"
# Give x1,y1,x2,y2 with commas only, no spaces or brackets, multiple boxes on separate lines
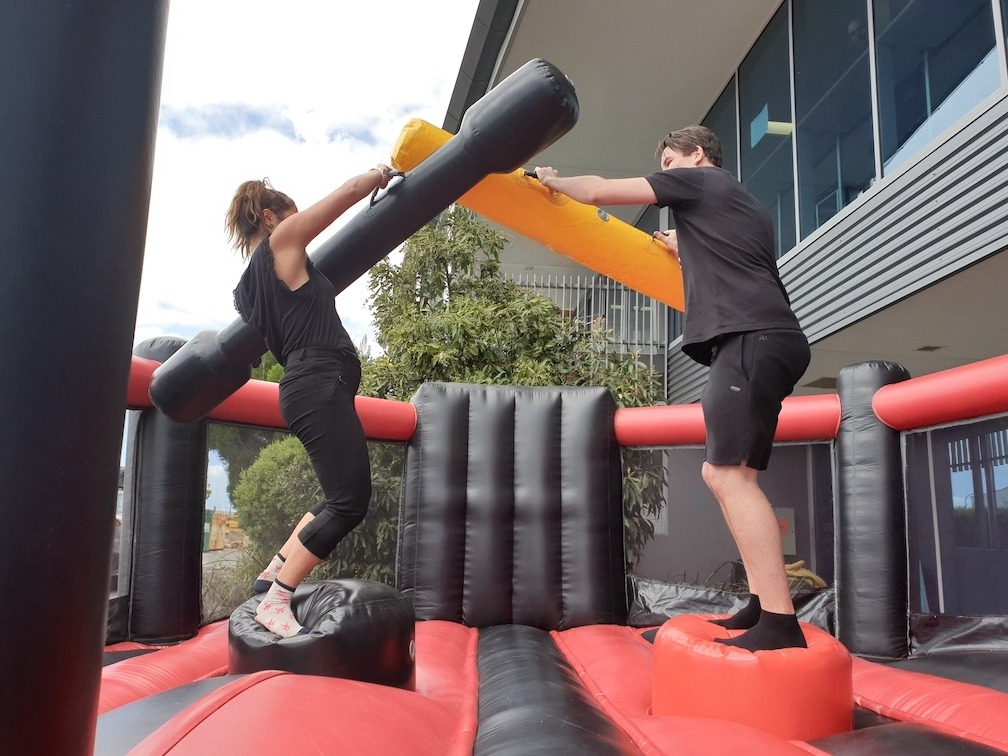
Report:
835,361,911,659
0,3,169,753
399,384,625,629
150,58,580,422
126,338,209,642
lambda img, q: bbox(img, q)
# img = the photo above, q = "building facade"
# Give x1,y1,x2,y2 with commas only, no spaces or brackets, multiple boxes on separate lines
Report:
447,0,1008,403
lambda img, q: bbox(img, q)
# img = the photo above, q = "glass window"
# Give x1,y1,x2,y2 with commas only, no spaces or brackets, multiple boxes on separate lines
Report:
702,77,739,179
906,417,1008,616
874,0,999,174
634,203,661,234
739,4,796,258
793,0,876,239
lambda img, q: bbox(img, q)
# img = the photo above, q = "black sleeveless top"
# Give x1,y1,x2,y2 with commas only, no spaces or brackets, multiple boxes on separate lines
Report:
233,238,356,366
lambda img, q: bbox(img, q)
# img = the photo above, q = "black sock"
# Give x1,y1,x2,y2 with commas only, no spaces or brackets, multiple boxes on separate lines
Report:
709,594,761,629
715,610,807,652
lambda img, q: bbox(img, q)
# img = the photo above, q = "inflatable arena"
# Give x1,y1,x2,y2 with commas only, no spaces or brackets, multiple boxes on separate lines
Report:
4,8,1007,753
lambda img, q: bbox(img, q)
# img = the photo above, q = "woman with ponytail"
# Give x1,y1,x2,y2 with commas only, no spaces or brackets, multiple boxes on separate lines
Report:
225,166,391,637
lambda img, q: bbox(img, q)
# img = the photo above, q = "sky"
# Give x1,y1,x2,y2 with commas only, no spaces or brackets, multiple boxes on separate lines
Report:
135,0,481,355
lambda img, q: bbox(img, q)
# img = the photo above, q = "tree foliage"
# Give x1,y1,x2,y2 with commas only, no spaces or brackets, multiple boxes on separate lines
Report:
207,351,285,502
231,435,402,584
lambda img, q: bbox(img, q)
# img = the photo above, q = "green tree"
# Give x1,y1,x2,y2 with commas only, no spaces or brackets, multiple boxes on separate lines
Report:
208,351,285,502
230,435,402,584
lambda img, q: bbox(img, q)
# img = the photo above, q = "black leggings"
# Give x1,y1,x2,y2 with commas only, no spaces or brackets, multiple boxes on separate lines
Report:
279,352,371,559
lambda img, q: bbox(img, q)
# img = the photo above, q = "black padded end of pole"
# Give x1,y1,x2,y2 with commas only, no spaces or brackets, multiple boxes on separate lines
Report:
148,328,261,422
457,58,579,175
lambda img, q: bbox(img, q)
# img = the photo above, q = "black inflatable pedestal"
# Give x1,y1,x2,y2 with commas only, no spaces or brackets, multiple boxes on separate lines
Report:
229,579,415,690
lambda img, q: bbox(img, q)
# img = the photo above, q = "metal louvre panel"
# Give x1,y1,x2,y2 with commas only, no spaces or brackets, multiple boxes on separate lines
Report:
667,348,708,405
784,92,1008,343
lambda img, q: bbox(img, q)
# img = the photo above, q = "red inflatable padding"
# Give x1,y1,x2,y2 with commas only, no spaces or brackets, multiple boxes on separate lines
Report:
127,355,417,441
131,670,462,755
652,615,852,742
413,620,480,753
351,395,418,442
851,656,1008,751
775,394,841,442
104,640,157,652
872,353,1008,431
208,382,417,441
127,356,159,408
614,393,840,448
553,624,818,755
99,621,229,715
615,404,706,447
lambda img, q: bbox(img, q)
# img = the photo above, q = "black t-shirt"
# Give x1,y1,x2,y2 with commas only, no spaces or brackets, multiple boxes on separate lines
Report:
233,238,356,366
645,166,801,365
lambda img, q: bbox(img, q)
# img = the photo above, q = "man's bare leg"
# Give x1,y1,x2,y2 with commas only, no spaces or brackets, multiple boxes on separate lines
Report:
703,461,792,612
702,461,805,650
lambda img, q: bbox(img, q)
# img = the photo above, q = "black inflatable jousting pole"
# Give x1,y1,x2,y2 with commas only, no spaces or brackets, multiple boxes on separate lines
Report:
150,59,579,422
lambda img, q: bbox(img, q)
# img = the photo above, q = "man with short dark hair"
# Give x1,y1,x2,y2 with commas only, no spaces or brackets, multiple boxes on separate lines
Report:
534,125,810,651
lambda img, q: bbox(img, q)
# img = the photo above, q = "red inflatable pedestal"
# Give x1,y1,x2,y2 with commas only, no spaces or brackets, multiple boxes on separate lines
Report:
652,614,852,742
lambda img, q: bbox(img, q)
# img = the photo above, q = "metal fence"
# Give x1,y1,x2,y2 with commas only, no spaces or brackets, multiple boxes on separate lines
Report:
504,269,671,395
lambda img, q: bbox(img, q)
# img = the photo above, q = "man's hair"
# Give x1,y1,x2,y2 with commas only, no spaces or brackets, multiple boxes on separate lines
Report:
655,125,723,168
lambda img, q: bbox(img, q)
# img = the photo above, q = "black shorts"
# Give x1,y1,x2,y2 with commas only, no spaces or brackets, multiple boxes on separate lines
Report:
700,329,810,470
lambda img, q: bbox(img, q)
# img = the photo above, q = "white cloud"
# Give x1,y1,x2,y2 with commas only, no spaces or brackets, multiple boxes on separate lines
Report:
137,0,479,352
159,103,303,142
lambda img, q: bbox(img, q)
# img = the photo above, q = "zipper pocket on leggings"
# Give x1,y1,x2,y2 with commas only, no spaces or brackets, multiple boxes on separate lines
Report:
326,372,346,398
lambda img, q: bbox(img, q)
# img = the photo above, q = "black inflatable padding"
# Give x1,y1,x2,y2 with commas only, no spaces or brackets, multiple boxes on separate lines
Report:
95,676,244,754
627,574,835,632
891,651,1008,694
229,579,415,689
2,2,170,749
149,58,580,422
146,326,265,424
398,383,626,630
811,722,1005,755
835,361,911,659
473,625,637,755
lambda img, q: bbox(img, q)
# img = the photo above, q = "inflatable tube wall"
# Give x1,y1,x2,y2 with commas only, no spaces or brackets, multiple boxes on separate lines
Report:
149,58,580,422
391,118,685,311
873,353,1008,431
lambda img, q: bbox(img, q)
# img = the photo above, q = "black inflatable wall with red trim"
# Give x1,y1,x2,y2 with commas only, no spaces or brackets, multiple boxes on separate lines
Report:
399,383,626,629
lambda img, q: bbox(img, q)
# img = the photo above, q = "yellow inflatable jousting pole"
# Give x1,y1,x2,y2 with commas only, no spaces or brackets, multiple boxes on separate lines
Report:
391,119,685,312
